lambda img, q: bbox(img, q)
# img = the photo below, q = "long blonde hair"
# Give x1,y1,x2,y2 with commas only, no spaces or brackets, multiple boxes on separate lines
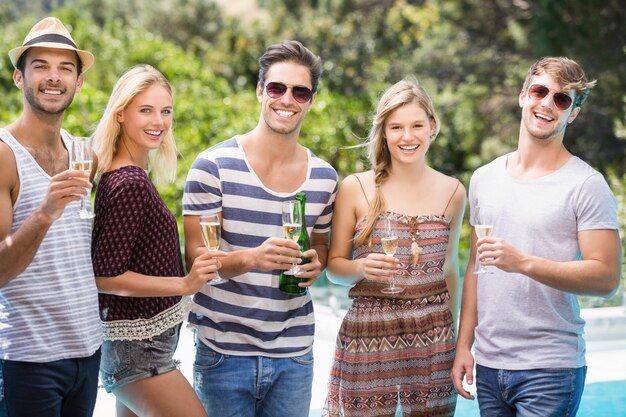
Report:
92,65,177,184
354,79,440,247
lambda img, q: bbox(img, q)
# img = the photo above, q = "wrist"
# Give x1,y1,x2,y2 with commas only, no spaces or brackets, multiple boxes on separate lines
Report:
179,278,191,295
519,254,535,276
455,333,474,350
239,248,255,273
33,206,55,227
357,258,366,279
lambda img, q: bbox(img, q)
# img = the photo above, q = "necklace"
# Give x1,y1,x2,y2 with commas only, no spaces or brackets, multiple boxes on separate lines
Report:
408,216,422,266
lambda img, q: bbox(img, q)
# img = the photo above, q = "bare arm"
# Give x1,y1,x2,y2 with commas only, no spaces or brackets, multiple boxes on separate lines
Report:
442,183,466,331
0,143,89,287
96,251,224,297
326,175,397,285
479,228,621,297
451,227,479,400
184,214,300,280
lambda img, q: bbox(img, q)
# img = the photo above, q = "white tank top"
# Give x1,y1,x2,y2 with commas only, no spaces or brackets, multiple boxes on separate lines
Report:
0,128,101,362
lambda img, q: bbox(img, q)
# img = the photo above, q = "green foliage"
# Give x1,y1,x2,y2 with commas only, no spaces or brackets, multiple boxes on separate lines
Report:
1,0,623,305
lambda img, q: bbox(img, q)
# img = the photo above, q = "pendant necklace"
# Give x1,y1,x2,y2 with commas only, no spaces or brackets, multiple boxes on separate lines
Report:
409,216,422,266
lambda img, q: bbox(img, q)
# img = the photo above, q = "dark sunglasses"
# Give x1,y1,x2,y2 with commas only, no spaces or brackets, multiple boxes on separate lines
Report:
527,84,574,111
263,82,314,104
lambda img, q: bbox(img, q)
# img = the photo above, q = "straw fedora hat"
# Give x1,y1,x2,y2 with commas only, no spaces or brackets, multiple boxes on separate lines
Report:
8,17,94,72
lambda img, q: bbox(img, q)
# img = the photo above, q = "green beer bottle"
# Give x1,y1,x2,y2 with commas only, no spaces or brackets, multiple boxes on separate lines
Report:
279,192,310,294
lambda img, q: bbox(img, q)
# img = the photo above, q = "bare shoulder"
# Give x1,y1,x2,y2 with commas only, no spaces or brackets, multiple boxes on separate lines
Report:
0,140,19,236
0,140,18,192
335,171,374,219
339,171,374,198
427,168,466,217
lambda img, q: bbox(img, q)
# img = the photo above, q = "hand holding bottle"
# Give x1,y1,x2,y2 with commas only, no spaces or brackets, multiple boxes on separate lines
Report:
286,247,321,281
279,192,311,294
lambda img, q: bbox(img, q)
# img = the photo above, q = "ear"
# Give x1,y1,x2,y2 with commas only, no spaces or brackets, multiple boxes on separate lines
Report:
567,106,581,124
13,70,23,89
518,88,526,108
74,73,84,92
116,111,124,123
256,82,263,103
76,73,85,93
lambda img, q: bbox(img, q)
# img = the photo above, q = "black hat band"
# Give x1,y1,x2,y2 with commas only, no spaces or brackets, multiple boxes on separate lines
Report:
24,33,77,49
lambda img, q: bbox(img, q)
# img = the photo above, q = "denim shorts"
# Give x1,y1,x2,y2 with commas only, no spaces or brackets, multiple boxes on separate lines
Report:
99,324,181,393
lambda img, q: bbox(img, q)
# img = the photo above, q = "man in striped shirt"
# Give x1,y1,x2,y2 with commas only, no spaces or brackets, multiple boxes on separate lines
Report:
0,18,102,417
183,40,338,417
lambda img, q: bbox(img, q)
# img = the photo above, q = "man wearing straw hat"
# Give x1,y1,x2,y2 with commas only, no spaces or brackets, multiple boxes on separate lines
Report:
0,17,102,416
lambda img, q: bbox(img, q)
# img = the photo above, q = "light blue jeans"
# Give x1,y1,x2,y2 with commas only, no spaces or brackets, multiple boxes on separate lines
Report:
193,338,313,417
476,364,587,417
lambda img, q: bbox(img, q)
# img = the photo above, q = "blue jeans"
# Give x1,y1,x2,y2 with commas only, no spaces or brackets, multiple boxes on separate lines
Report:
193,338,313,417
476,364,587,417
0,348,101,417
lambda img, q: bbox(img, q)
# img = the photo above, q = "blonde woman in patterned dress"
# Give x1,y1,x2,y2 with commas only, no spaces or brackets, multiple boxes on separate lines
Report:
323,80,465,417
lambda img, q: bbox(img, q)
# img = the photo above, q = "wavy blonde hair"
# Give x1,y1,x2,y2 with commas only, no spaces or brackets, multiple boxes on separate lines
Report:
92,65,177,184
354,79,440,247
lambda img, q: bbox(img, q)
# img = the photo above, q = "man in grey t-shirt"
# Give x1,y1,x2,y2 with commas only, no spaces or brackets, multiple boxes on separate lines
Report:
451,57,621,417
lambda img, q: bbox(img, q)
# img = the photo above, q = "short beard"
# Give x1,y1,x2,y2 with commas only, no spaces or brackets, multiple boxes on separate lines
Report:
24,85,74,117
262,112,302,136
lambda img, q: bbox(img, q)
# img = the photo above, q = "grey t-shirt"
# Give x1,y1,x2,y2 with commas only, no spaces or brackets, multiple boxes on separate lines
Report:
469,154,618,369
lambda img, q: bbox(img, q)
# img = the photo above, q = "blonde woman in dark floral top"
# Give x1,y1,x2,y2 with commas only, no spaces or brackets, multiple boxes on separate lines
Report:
91,65,221,416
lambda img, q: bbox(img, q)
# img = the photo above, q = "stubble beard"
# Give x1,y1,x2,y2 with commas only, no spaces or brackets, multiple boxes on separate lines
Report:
24,85,75,118
523,108,567,142
262,111,302,136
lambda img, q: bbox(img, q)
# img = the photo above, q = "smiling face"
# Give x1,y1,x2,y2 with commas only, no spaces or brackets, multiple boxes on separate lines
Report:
256,61,315,137
117,83,173,159
383,101,434,166
15,47,83,116
519,72,580,142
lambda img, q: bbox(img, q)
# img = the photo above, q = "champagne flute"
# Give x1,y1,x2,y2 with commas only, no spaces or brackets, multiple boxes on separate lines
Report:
282,200,302,275
473,206,493,275
381,215,404,294
70,137,95,219
200,213,226,285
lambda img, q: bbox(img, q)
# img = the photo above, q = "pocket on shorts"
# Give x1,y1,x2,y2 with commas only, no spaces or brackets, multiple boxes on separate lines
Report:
194,341,225,370
100,339,132,378
289,349,314,366
149,325,180,357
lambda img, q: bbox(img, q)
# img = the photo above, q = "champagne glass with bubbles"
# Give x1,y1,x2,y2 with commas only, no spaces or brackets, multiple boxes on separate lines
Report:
200,213,225,285
282,200,302,275
381,215,404,294
70,137,95,219
474,206,493,275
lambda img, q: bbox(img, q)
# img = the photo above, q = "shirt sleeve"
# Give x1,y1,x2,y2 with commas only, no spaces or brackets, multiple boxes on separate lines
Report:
313,181,338,234
92,179,151,277
575,172,619,231
182,152,222,215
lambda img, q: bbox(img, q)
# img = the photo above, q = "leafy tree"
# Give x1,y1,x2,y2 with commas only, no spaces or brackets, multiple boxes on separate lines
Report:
0,0,623,305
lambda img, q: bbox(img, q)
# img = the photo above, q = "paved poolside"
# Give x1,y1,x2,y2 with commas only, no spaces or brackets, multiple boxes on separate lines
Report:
94,305,626,416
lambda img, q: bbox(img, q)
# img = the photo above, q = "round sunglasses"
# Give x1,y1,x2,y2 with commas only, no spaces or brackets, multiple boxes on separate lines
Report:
262,82,314,104
527,84,574,111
